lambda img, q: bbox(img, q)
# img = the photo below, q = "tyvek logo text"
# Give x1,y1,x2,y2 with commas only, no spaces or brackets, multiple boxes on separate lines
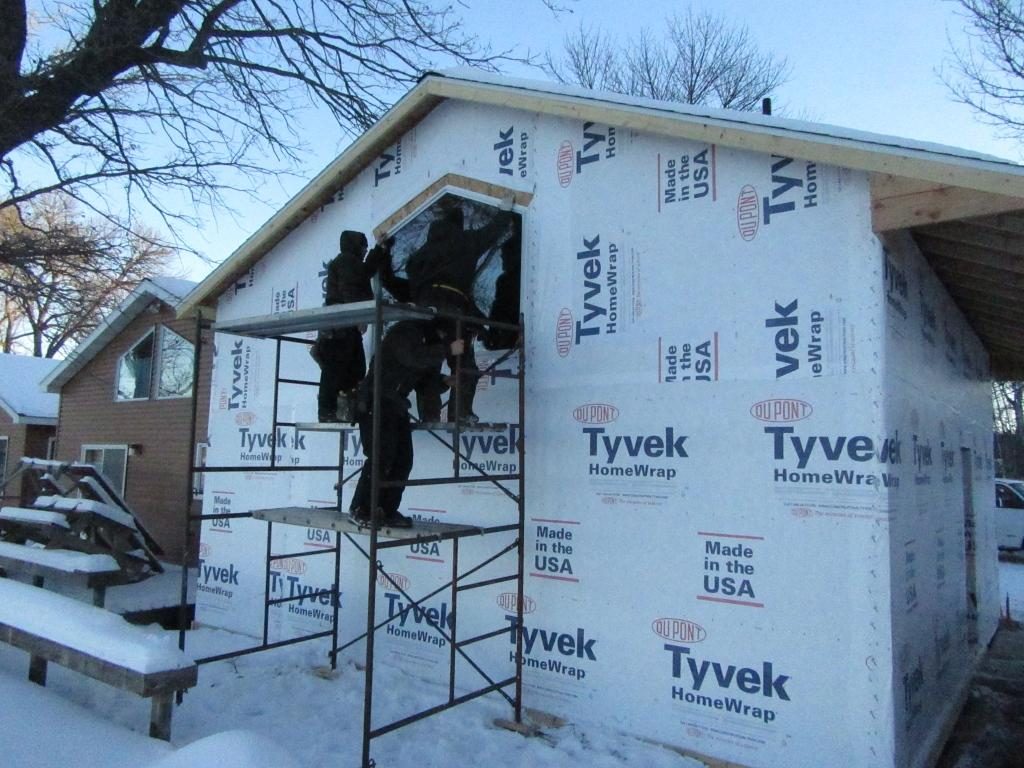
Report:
506,615,595,680
664,643,791,724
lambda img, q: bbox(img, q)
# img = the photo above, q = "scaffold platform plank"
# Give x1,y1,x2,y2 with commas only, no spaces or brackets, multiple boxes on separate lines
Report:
250,506,510,544
293,421,515,433
214,300,434,338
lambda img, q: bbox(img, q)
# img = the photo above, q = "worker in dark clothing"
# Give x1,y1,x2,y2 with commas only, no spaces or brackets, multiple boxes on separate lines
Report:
349,320,465,528
380,205,514,423
313,230,378,422
483,222,522,350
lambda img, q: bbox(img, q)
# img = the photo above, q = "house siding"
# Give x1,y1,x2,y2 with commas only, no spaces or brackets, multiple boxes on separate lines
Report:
0,412,27,506
0,413,55,506
55,300,211,564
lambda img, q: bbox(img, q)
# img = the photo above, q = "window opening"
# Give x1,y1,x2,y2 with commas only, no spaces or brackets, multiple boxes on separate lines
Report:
82,444,128,496
158,327,195,398
116,325,195,401
382,193,522,350
116,330,155,400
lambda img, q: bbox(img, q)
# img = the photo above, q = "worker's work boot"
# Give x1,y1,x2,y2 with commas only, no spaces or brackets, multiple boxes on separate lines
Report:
349,506,372,525
382,510,414,529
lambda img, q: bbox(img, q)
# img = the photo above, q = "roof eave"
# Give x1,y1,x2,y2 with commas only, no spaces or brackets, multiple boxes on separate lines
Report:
176,86,446,318
16,415,57,427
426,74,1024,197
177,69,1024,333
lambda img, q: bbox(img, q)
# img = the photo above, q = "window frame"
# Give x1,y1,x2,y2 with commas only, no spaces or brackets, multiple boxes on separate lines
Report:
155,325,195,400
115,328,156,402
0,436,8,480
114,325,195,402
80,443,129,496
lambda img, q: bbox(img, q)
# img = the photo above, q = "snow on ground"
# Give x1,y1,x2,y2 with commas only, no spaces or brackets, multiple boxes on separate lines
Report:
3,561,1024,768
0,619,702,768
999,557,1024,620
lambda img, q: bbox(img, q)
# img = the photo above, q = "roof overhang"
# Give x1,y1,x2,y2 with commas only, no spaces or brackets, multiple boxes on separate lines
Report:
179,69,1024,377
0,396,55,426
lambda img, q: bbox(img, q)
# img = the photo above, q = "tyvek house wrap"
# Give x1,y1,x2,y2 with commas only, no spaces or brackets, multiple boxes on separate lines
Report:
195,98,998,768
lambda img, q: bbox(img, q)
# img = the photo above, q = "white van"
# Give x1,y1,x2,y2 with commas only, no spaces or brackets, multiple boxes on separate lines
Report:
995,478,1024,550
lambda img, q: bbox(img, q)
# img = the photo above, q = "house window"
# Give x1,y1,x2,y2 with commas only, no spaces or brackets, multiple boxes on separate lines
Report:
46,436,57,460
116,326,194,401
158,327,195,398
116,330,155,400
81,444,128,496
0,437,8,480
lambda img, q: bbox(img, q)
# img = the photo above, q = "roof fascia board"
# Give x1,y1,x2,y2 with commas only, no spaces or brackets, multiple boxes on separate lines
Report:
424,77,1024,199
0,398,52,424
18,415,57,427
178,70,1024,318
0,396,19,423
176,89,445,318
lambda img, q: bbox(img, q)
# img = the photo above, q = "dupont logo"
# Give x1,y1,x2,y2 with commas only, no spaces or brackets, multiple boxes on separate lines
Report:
557,141,574,187
750,399,813,423
234,410,256,427
573,403,619,424
556,308,573,357
496,592,536,614
271,557,308,576
652,617,706,643
737,184,759,241
377,572,410,592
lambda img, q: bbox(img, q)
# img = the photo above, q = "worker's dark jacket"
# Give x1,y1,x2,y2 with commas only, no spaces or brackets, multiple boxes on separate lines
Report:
358,321,449,411
403,212,514,299
325,251,374,306
316,235,374,411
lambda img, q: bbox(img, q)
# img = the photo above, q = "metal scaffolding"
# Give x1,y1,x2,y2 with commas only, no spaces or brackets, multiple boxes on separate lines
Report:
178,292,525,767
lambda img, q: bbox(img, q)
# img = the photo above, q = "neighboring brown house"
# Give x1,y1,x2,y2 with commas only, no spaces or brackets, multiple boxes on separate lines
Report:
41,278,211,565
0,353,60,506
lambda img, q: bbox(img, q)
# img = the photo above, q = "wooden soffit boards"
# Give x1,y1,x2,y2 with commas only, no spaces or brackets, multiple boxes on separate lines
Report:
909,210,1024,378
871,174,1024,232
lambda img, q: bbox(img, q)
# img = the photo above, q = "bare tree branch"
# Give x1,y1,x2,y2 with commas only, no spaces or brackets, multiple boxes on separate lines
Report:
0,193,174,357
0,0,536,245
546,9,788,111
946,0,1024,144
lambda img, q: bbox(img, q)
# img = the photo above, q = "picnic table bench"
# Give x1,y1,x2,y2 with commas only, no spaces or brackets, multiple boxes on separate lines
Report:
0,540,120,606
0,577,198,740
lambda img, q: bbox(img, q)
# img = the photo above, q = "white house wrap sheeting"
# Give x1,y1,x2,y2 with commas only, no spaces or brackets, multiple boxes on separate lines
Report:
194,88,998,768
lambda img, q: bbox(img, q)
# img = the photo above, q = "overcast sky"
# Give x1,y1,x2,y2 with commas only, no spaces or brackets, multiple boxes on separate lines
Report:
180,0,1021,279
